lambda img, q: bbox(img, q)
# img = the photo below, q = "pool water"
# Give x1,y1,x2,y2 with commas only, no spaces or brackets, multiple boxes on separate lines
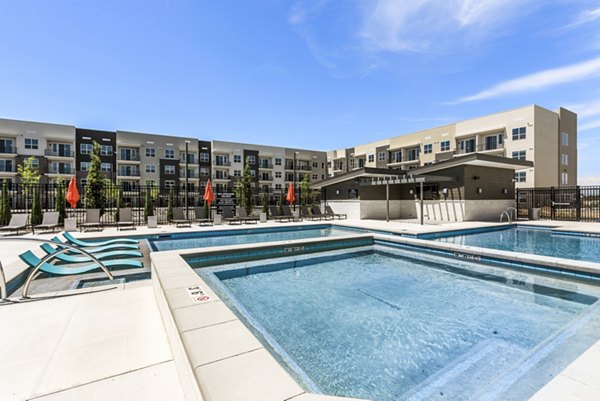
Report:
150,226,358,251
217,250,596,401
432,227,600,263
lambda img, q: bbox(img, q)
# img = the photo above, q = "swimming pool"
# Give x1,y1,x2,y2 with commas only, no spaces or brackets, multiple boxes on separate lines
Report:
149,225,360,251
430,226,600,263
201,245,600,401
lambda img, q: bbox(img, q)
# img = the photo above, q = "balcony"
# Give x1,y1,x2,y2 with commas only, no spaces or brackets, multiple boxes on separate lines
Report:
214,160,231,167
259,176,273,181
118,168,141,177
180,155,197,164
180,171,199,179
456,142,504,155
49,166,73,174
259,161,273,169
0,146,17,155
117,154,140,162
0,165,15,173
45,149,74,158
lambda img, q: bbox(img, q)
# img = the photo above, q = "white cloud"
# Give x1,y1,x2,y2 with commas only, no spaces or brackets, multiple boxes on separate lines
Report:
580,119,600,131
578,175,600,185
452,56,600,103
567,99,600,118
358,0,532,52
568,6,600,28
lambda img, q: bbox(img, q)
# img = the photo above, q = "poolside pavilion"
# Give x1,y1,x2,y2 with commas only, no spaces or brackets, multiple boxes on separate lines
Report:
312,153,533,223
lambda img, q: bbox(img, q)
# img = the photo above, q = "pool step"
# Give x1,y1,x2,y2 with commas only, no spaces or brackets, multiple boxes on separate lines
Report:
400,338,527,401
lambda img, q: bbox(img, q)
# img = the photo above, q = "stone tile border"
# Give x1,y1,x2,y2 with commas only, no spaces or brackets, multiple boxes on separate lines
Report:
151,235,373,401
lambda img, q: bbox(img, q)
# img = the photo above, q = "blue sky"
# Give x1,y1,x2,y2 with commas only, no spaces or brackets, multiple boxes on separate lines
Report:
1,1,600,183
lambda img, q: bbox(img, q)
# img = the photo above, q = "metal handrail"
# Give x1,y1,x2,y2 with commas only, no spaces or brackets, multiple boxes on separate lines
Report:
500,207,517,223
0,261,6,302
0,237,112,301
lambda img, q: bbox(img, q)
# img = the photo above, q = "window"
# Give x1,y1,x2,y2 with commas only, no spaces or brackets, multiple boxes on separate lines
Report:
512,150,526,160
101,163,112,172
145,164,156,173
25,138,38,150
312,162,318,168
164,149,175,159
275,158,282,166
0,159,13,172
250,170,256,177
275,171,282,178
164,165,175,174
30,158,39,168
561,172,569,184
561,153,568,166
514,171,526,182
312,174,318,180
512,127,526,140
100,145,113,156
407,148,420,161
233,170,241,177
275,184,282,190
215,155,229,166
423,144,432,154
390,151,401,163
164,180,176,187
561,132,569,146
349,158,355,169
199,152,209,162
146,180,156,186
440,140,450,152
247,155,256,164
80,161,91,171
80,143,93,155
234,155,242,163
368,154,374,163
285,173,294,181
378,152,386,161
145,148,156,158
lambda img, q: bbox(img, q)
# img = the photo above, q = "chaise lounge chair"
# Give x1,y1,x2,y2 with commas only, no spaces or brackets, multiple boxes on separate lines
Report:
268,206,291,222
193,207,212,226
311,206,334,220
52,236,139,253
171,207,192,227
40,243,142,263
20,250,143,275
301,206,321,221
80,209,102,232
35,212,60,233
324,205,347,220
117,208,136,231
62,231,138,246
222,206,242,225
237,208,259,224
282,205,302,222
0,214,29,235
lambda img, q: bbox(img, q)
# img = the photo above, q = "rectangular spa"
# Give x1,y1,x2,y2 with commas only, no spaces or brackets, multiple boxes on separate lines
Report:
193,244,600,401
426,226,600,263
148,225,361,251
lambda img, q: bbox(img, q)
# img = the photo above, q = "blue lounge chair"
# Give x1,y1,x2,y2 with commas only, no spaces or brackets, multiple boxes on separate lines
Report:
19,251,143,275
40,243,142,263
51,237,139,253
62,231,138,246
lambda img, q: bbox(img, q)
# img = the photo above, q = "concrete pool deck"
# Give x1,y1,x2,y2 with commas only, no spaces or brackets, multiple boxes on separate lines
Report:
1,218,600,400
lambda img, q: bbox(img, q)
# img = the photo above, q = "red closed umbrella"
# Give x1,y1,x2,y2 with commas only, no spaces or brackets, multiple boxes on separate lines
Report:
66,176,80,208
286,183,295,205
203,179,215,207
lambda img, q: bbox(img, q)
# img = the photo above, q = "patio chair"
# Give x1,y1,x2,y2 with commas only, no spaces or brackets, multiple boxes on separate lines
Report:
268,206,291,222
282,205,302,222
52,236,139,253
0,214,29,235
20,250,143,276
237,208,259,224
324,205,347,220
301,206,321,221
62,231,138,246
40,243,142,263
117,208,136,231
193,207,212,226
171,207,192,227
35,212,60,233
312,205,334,220
80,209,102,232
222,206,242,225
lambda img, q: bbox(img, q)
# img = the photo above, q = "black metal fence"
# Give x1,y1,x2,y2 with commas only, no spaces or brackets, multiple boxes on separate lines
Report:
1,183,321,227
516,186,600,222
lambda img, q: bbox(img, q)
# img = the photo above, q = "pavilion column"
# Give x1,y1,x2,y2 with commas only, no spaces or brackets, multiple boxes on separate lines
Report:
420,181,424,225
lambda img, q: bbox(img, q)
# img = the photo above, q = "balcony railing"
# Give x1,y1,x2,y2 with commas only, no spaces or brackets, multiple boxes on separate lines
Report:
214,160,231,166
45,149,74,158
118,169,141,177
180,171,199,179
180,155,197,164
456,142,504,155
0,166,15,173
0,146,17,154
259,162,273,169
49,166,73,174
259,176,273,181
118,154,140,161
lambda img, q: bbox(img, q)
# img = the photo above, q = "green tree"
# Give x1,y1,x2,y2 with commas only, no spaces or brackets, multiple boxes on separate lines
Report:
30,186,42,225
0,179,12,226
83,142,107,215
114,187,124,221
167,186,174,222
144,187,154,221
300,174,312,206
239,159,254,215
17,156,41,216
55,176,66,225
261,192,269,216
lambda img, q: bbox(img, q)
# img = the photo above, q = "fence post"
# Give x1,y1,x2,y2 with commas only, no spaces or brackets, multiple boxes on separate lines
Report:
550,186,555,220
576,185,581,221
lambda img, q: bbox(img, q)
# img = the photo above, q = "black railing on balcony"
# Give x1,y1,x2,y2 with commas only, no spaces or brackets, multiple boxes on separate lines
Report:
45,149,74,158
49,167,73,174
456,142,504,155
118,169,141,177
118,154,140,161
0,146,17,154
214,160,231,166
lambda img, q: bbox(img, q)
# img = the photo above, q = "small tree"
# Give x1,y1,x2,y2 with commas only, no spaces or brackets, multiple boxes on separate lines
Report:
30,186,42,225
0,179,11,225
114,187,124,221
239,159,254,215
300,174,311,206
261,192,269,216
144,187,154,221
17,156,41,215
167,186,174,222
55,177,66,225
83,142,107,215
278,193,284,215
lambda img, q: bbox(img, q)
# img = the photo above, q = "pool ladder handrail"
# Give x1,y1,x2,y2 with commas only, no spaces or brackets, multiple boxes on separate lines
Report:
499,207,517,223
0,237,112,302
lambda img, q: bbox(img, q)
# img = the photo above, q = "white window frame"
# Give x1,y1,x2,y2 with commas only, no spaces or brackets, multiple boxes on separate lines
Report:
80,161,91,171
100,163,112,172
234,155,242,163
164,149,175,159
164,165,175,174
440,140,450,152
100,145,113,156
145,164,156,173
145,148,156,158
368,154,374,163
25,138,39,150
80,143,93,155
378,152,386,161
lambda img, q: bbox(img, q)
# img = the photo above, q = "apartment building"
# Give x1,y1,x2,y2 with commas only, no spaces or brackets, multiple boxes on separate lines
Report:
328,105,577,188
